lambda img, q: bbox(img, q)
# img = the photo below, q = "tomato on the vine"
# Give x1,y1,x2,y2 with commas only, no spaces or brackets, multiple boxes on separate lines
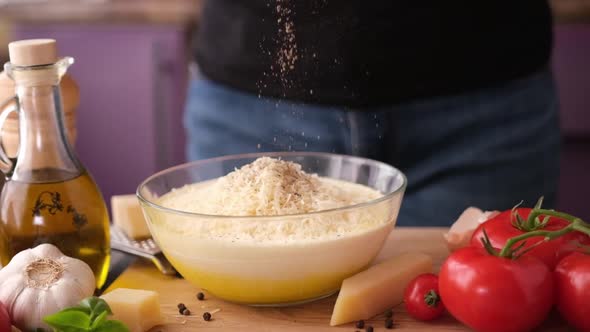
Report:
403,273,445,321
439,246,553,332
555,251,590,332
471,208,590,269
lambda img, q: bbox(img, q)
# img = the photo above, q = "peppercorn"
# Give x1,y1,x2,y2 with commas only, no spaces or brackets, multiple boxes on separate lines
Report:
385,309,393,318
355,320,365,329
182,309,191,316
177,303,186,310
197,292,205,301
366,326,374,332
203,311,212,321
385,318,394,329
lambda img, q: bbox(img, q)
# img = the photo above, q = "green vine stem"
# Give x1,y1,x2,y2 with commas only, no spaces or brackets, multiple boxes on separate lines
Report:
496,208,590,258
526,208,590,228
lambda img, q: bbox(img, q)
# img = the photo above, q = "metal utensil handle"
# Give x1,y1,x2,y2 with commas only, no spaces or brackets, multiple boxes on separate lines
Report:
0,96,18,173
110,243,177,276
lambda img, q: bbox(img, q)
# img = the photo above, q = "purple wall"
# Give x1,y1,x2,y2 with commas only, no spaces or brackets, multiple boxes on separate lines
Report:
13,25,188,208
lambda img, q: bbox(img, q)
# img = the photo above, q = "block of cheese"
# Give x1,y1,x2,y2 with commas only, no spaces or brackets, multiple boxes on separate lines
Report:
330,252,433,326
101,288,163,332
111,194,151,239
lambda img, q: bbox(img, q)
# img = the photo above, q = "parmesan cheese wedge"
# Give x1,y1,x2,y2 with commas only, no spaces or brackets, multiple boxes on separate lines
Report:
111,194,151,239
100,288,163,332
330,252,433,326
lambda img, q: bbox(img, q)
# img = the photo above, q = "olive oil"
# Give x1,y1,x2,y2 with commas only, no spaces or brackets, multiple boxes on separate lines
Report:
0,169,110,288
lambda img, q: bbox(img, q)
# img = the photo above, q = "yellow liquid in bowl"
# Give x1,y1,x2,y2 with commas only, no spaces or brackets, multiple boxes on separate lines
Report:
150,221,393,305
168,254,365,305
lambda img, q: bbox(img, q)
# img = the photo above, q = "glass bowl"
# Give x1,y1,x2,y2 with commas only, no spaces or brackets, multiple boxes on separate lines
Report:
137,152,406,306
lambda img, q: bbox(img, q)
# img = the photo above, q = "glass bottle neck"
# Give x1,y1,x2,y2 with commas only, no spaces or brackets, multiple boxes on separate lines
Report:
11,82,82,183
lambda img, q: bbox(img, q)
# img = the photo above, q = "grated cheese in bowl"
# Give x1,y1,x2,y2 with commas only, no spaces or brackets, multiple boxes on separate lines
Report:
157,157,390,242
162,157,382,217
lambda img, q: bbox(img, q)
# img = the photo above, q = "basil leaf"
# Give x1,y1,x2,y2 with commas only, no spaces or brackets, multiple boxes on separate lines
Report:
79,297,113,321
93,320,130,332
43,311,91,330
90,311,108,329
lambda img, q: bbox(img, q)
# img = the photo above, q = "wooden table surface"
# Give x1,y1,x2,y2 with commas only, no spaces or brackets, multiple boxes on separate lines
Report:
108,227,573,331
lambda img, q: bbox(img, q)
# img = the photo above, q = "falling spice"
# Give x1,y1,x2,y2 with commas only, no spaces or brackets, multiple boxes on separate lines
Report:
257,0,298,93
203,311,212,321
197,292,205,301
274,0,298,88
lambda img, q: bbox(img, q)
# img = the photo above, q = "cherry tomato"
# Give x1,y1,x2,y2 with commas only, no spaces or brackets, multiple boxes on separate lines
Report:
0,301,10,332
403,273,445,321
471,208,590,269
555,251,590,332
439,246,553,332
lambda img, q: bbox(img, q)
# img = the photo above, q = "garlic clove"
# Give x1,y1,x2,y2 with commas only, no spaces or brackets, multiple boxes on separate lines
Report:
0,250,34,275
11,287,42,329
444,207,499,252
57,256,96,295
0,276,25,308
31,243,67,260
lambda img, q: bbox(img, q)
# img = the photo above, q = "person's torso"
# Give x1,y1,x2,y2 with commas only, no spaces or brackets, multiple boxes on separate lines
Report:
194,0,552,107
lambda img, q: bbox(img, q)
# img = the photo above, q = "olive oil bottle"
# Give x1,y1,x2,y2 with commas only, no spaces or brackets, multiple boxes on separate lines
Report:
0,40,110,288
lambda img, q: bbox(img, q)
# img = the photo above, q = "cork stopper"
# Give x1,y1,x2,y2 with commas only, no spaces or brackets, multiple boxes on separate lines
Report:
8,39,58,67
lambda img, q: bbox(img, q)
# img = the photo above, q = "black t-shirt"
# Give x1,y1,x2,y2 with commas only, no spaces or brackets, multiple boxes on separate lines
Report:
194,1,552,107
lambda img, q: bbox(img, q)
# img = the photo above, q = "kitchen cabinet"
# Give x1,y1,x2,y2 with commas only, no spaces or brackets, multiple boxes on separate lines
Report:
553,25,590,137
1,0,202,208
552,25,590,220
12,25,189,206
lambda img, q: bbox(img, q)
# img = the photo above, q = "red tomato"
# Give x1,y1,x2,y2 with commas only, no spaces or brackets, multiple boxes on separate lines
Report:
404,273,445,321
439,246,554,332
0,301,10,332
471,208,590,269
555,251,590,332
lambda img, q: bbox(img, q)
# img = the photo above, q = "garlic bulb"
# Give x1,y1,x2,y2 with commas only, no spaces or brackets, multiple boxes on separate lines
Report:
0,244,96,331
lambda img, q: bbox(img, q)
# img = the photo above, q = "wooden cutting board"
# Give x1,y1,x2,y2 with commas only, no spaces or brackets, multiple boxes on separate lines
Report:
107,227,571,331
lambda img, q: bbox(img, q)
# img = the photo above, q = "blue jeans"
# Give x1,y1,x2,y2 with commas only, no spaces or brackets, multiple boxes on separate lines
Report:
184,70,560,226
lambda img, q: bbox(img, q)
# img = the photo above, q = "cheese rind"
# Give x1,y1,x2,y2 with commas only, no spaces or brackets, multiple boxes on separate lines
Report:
111,194,151,239
100,288,163,332
330,252,433,326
